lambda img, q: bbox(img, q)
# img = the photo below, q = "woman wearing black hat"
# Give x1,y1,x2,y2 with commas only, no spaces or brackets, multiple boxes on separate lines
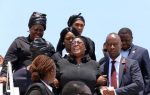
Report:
67,13,96,60
0,12,55,95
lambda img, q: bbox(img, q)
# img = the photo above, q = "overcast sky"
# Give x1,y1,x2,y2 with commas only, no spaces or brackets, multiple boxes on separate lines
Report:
0,0,150,60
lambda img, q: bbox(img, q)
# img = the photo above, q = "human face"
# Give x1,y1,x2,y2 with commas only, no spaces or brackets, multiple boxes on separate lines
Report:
29,24,44,40
0,55,4,65
102,44,108,57
72,20,85,35
106,34,122,59
64,32,75,53
119,33,132,51
71,38,86,57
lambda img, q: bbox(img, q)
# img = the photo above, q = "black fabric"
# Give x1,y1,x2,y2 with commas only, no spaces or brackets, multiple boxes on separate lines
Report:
1,36,32,76
30,38,55,59
25,83,47,95
67,13,85,27
13,68,32,95
56,55,100,94
28,12,47,30
85,37,96,60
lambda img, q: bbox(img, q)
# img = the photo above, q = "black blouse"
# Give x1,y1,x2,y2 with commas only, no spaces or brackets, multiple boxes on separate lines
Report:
57,55,100,94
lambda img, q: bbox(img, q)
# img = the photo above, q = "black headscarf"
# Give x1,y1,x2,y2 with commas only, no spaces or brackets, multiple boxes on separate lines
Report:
67,13,85,27
56,27,79,55
28,12,47,30
30,38,55,60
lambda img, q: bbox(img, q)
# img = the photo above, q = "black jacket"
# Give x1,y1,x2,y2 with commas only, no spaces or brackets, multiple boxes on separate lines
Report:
1,36,55,76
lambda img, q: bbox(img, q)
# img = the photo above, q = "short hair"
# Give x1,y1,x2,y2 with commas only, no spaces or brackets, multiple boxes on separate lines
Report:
118,27,133,38
30,55,56,82
62,81,92,95
106,32,121,43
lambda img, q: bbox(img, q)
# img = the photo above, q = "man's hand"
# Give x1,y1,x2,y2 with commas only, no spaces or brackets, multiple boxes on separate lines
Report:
101,86,115,95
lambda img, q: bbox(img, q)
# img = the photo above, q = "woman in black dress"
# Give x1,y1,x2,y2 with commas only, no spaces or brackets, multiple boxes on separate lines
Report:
57,36,104,94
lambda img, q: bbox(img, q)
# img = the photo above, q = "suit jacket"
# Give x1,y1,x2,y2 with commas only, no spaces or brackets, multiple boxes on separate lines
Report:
128,44,150,94
25,81,54,95
100,56,144,95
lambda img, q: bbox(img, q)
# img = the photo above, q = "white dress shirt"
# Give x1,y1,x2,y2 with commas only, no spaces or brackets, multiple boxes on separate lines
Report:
108,54,122,88
121,47,131,58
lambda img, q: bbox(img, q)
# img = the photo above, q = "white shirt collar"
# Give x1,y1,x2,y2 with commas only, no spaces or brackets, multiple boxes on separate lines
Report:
41,79,53,92
62,49,69,57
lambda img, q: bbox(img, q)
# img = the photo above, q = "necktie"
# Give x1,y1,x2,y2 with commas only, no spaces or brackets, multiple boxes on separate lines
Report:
111,60,117,88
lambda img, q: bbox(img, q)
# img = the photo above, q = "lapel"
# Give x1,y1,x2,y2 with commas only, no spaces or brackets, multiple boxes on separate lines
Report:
45,86,54,95
119,57,126,87
40,81,54,95
104,59,109,86
128,44,137,58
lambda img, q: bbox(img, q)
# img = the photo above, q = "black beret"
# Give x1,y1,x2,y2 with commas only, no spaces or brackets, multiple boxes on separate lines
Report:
67,13,85,27
28,12,47,30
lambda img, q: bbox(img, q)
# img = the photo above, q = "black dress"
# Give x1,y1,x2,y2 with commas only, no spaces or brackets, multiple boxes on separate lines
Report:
57,55,100,94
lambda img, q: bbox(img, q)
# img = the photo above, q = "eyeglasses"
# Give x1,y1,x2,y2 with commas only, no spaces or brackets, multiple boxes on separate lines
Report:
71,40,84,46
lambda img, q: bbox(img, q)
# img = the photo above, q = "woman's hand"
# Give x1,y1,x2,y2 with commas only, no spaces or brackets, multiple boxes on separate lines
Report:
0,76,7,83
52,78,60,88
97,75,107,86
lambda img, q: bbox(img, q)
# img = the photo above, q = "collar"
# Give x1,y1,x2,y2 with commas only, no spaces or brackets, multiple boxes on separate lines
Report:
41,79,53,92
109,54,122,63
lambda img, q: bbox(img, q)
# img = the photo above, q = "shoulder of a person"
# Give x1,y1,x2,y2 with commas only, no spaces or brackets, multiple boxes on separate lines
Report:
13,36,28,43
25,82,47,95
99,56,108,65
84,36,95,43
132,44,147,51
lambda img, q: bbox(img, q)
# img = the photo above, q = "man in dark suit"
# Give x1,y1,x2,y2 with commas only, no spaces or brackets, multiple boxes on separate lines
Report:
118,27,150,95
99,33,144,95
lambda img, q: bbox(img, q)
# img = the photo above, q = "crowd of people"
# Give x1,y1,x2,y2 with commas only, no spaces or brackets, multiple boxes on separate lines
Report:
0,11,150,95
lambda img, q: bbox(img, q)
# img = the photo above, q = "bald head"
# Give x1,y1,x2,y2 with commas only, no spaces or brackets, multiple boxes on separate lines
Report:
105,33,122,59
106,33,121,43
